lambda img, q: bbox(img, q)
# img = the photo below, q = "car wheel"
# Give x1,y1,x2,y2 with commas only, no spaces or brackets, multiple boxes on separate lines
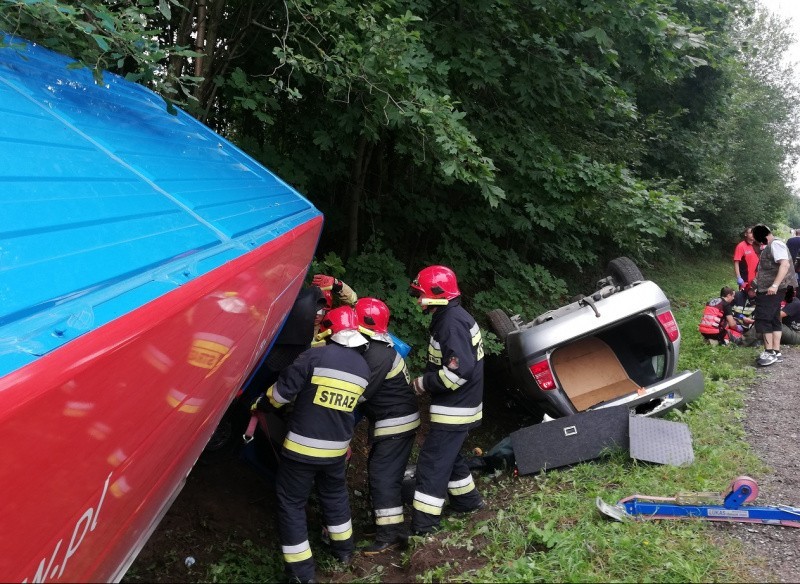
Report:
607,256,643,287
486,309,517,343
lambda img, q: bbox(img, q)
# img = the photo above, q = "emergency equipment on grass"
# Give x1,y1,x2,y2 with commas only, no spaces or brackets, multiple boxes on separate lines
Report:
597,477,800,528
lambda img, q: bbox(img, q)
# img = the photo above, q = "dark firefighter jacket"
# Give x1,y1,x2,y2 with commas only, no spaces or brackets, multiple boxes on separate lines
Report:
421,298,484,431
360,340,420,441
266,342,370,464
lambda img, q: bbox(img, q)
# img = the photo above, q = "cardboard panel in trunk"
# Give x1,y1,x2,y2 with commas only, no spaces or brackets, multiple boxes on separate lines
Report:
551,337,641,411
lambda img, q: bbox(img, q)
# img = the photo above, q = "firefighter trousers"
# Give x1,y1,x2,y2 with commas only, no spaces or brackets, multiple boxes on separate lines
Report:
368,433,415,543
275,456,353,582
411,427,483,533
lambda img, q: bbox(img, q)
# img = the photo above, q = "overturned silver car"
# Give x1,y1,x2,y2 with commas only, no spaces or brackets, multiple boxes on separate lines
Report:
487,258,704,419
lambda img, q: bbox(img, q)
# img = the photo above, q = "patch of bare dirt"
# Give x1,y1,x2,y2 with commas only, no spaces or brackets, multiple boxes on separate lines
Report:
715,345,800,583
125,356,535,583
123,443,279,582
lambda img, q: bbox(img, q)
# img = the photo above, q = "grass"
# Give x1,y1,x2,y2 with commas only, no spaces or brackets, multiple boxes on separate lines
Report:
206,540,284,583
410,252,768,583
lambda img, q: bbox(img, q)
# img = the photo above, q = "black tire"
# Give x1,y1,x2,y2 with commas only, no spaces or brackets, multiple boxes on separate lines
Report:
486,309,516,343
607,256,643,287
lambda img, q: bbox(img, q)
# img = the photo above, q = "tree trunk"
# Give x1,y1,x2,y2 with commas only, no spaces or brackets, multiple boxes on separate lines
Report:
167,0,195,83
192,0,226,113
194,0,208,79
204,0,226,77
347,135,373,259
197,1,268,122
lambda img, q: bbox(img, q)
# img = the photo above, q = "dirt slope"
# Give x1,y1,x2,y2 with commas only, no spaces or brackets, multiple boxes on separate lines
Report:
123,357,532,583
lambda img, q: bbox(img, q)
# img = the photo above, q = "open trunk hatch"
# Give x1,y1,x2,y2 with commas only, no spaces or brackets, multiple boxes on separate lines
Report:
551,337,642,411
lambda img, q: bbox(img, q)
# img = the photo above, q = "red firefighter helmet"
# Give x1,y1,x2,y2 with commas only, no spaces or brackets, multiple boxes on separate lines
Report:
313,289,334,329
316,306,367,347
410,265,460,307
355,297,390,335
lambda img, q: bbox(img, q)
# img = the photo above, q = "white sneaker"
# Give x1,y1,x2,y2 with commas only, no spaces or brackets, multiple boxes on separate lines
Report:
757,352,777,367
771,350,783,362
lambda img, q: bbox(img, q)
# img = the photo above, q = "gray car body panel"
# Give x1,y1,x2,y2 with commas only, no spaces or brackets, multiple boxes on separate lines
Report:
504,279,703,417
508,281,674,364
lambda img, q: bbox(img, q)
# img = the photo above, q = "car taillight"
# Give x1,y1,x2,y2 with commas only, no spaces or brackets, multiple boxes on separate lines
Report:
657,310,680,342
529,359,557,390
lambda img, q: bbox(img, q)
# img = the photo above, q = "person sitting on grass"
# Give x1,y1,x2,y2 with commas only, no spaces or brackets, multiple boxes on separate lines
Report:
698,286,742,346
780,288,800,345
732,281,759,346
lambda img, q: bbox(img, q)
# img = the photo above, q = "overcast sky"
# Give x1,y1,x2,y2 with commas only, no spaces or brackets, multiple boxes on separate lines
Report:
756,0,800,192
759,0,800,66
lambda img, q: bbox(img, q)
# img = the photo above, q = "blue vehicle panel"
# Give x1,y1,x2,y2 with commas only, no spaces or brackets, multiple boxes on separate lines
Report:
0,34,322,378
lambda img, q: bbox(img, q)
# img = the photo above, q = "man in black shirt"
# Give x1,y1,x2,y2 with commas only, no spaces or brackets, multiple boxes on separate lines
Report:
780,293,800,345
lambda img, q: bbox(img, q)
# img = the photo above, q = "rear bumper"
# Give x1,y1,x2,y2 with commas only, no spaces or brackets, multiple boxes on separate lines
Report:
593,369,705,416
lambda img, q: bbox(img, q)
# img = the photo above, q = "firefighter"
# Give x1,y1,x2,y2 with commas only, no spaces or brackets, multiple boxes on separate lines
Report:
407,265,485,535
353,297,420,554
240,275,358,471
254,306,370,583
247,273,357,390
308,275,358,349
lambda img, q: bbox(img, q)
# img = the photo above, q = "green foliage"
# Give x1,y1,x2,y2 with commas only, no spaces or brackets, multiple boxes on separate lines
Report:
0,0,199,102
670,3,800,241
471,260,568,326
6,0,796,310
206,540,283,583
788,198,800,228
310,252,348,282
280,0,503,201
343,240,432,371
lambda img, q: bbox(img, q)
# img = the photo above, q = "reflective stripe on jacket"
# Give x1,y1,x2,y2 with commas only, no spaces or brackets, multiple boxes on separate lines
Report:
731,290,755,325
275,343,370,464
422,299,484,431
698,302,724,335
360,340,419,441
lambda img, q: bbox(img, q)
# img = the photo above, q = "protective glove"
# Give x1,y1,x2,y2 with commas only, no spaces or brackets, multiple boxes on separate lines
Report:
337,281,357,306
312,274,357,305
312,274,342,292
736,276,744,286
411,376,426,396
250,393,283,415
250,393,272,413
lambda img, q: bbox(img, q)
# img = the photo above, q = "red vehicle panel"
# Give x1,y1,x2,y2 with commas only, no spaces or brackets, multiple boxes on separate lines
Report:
0,217,322,583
